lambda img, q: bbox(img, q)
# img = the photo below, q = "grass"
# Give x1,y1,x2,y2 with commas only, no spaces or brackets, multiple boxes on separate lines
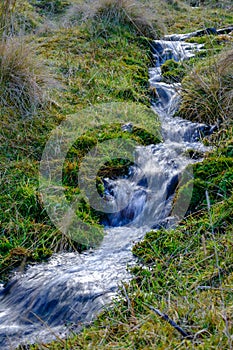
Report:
64,0,162,38
27,207,233,349
0,2,160,282
0,0,16,36
83,0,158,38
27,135,233,350
0,0,43,35
0,0,232,348
179,48,233,126
0,37,55,115
30,0,70,16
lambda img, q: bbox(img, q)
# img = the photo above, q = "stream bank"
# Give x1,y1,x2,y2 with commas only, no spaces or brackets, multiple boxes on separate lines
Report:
0,30,218,349
0,2,232,348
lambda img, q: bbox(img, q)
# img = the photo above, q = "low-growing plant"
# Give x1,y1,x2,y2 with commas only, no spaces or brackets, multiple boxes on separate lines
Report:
161,59,186,83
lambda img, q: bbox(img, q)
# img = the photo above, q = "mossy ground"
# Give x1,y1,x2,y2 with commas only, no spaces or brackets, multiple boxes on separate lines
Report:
28,137,233,350
0,3,160,282
0,0,233,349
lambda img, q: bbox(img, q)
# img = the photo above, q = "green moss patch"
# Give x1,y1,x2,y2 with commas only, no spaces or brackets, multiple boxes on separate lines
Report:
161,59,186,83
0,17,160,282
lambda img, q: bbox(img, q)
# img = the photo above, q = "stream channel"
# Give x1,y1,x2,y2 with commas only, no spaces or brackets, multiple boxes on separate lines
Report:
0,32,213,349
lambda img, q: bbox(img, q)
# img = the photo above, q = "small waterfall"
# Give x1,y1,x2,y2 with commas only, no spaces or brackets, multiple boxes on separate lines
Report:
0,34,212,349
104,38,210,228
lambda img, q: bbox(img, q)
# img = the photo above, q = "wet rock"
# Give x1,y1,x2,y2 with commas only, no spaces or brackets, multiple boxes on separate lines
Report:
166,174,179,200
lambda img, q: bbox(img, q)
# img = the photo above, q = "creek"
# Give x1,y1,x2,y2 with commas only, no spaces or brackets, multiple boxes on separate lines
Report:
0,32,212,349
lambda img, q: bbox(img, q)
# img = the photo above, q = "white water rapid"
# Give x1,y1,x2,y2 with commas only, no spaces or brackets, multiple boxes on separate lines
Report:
0,33,213,349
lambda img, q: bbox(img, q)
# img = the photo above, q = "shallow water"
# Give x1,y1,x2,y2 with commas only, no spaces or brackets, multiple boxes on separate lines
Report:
0,34,211,349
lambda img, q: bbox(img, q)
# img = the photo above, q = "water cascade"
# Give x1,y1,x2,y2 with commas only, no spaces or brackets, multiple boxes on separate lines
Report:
0,33,212,349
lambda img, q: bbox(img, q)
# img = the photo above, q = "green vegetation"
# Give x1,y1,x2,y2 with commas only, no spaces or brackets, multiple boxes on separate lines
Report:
0,0,43,35
161,59,186,83
0,0,161,281
30,0,70,16
0,37,53,115
179,49,233,125
28,137,233,349
0,0,16,36
80,0,157,38
32,203,233,348
0,0,232,348
64,0,163,38
177,142,233,214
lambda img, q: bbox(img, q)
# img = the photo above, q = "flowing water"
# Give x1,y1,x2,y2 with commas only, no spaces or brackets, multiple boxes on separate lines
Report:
0,34,212,349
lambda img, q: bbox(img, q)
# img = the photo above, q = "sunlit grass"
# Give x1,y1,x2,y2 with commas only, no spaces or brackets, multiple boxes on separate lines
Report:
0,1,233,349
0,37,55,115
179,48,233,126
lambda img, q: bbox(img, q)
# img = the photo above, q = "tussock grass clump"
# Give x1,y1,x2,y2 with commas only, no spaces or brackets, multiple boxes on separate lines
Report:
179,49,233,126
0,0,16,36
0,38,53,115
31,0,70,16
0,0,42,35
66,0,159,38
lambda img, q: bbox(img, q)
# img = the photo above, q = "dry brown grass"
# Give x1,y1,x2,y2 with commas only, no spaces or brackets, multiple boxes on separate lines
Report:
0,38,54,115
0,0,16,36
65,0,160,38
179,49,233,126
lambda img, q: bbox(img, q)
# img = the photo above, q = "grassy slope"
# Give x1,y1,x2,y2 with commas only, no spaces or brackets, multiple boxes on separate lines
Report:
0,0,232,349
0,2,161,281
